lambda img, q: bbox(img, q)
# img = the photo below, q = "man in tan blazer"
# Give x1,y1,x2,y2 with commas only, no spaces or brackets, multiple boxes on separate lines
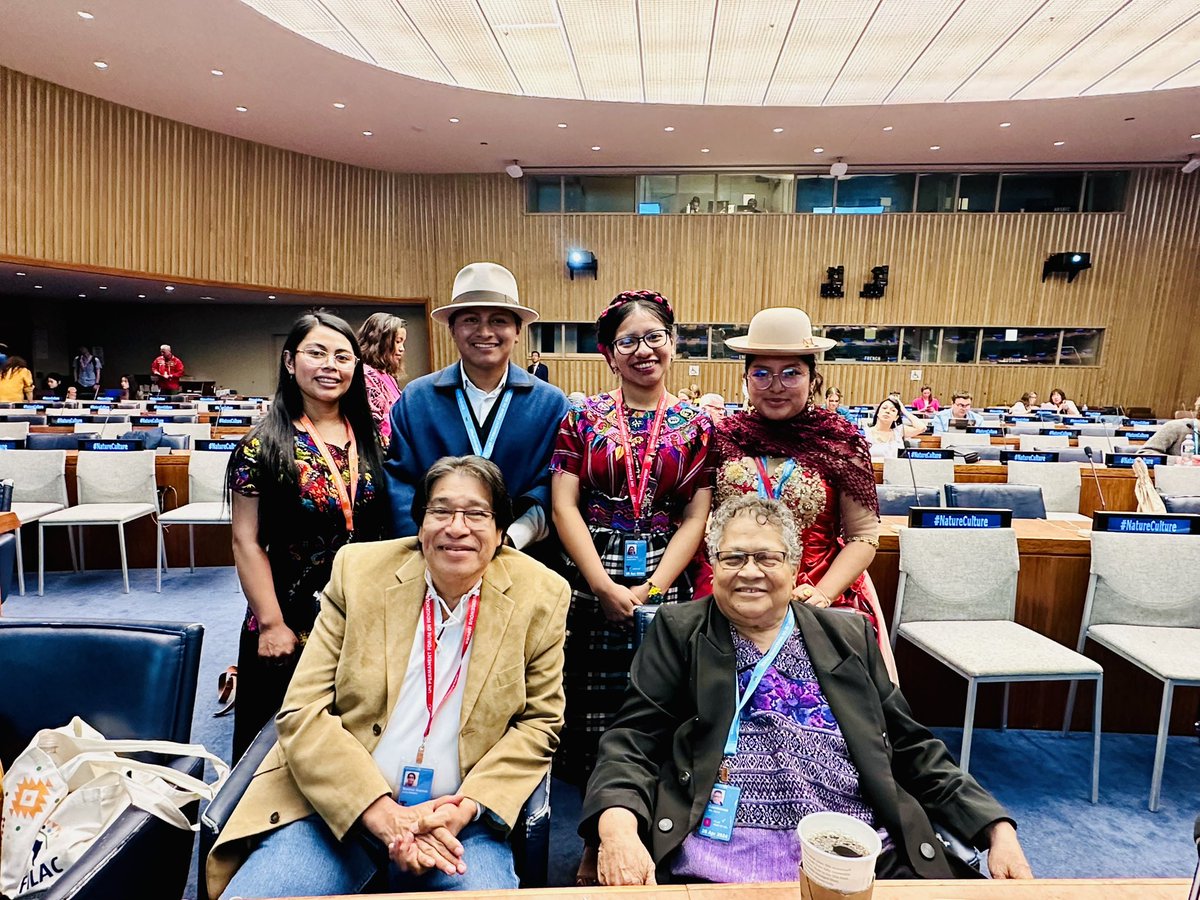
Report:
208,456,570,898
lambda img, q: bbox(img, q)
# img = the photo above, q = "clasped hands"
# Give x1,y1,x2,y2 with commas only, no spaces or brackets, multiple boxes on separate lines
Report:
360,793,478,877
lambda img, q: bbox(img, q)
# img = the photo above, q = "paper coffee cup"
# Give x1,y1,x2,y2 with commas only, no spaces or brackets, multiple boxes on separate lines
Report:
797,811,882,896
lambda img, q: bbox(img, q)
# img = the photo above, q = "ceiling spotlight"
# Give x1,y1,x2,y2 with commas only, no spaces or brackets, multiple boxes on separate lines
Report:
235,106,248,112
1182,155,1200,175
1000,122,1012,128
98,285,107,290
772,127,784,133
829,158,848,178
664,126,675,132
700,148,710,153
137,294,146,298
930,145,941,151
566,250,598,280
78,293,86,298
93,60,108,69
77,10,94,18
268,294,276,300
449,117,460,124
505,161,524,179
1053,140,1065,146
557,122,567,128
164,285,175,292
1042,252,1092,283
882,126,893,132
362,131,373,136
34,285,42,289
1192,133,1200,140
211,69,224,76
591,146,601,151
332,101,346,109
15,272,25,276
812,147,824,154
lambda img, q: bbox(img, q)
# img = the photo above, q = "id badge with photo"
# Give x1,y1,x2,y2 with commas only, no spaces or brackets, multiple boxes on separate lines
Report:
697,783,740,842
397,765,435,806
623,537,648,579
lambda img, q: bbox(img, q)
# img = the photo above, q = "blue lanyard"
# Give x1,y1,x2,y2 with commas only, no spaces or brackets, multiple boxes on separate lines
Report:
455,388,513,459
754,457,797,501
723,613,795,756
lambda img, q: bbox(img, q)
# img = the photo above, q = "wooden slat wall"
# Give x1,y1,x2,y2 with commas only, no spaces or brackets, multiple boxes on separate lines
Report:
4,66,1200,412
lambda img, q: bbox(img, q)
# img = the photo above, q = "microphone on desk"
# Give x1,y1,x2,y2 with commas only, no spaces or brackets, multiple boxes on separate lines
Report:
903,448,924,508
1084,445,1108,510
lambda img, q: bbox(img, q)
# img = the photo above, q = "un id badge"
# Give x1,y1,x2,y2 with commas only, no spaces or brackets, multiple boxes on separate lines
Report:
623,537,648,579
397,765,435,806
697,783,739,842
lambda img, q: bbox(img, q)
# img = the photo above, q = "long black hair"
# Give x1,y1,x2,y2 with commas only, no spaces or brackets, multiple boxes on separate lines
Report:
870,397,905,429
231,311,384,514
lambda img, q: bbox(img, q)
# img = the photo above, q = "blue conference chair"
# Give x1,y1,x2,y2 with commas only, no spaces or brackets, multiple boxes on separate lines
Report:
944,483,1047,519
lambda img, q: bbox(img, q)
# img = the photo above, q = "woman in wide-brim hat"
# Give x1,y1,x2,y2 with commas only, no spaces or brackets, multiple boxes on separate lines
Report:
713,308,897,679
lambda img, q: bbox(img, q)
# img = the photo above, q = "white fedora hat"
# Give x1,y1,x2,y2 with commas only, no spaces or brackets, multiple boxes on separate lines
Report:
431,262,539,326
724,307,836,355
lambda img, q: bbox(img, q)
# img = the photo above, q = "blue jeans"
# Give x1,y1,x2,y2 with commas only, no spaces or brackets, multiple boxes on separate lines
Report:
221,814,518,899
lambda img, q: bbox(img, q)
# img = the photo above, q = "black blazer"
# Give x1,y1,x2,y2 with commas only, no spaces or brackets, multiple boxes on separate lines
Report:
579,599,1009,881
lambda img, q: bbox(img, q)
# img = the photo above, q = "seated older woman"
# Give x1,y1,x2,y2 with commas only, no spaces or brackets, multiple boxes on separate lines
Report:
580,494,1032,885
208,455,571,899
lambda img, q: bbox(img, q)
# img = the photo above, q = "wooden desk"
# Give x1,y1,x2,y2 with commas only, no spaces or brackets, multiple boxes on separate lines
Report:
872,463,1139,517
870,516,1196,735
0,511,17,535
365,879,1190,900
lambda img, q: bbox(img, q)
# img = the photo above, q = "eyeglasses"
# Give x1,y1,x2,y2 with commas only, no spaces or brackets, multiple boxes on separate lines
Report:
297,346,358,368
714,550,789,570
424,506,495,525
612,329,671,355
747,368,806,390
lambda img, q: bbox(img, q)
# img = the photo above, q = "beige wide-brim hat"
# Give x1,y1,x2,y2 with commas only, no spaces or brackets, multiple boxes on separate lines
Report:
431,262,540,326
724,307,837,355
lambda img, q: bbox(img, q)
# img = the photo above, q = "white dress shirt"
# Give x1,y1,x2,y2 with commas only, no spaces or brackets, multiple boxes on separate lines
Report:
372,573,478,800
461,366,548,549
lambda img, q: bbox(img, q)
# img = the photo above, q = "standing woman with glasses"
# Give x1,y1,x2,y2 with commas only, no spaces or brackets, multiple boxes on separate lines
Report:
551,292,715,828
713,308,896,680
226,312,386,760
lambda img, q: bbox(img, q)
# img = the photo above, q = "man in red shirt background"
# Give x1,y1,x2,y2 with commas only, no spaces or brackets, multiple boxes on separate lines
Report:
151,343,185,394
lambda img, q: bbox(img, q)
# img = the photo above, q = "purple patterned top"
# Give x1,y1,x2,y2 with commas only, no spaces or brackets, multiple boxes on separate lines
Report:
671,624,891,883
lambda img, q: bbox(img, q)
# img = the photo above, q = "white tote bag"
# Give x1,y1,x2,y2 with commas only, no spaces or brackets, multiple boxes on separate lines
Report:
0,717,228,898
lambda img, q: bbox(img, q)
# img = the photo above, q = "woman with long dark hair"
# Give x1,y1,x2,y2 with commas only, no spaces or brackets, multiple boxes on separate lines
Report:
0,355,34,402
863,396,927,459
356,312,407,448
226,311,386,760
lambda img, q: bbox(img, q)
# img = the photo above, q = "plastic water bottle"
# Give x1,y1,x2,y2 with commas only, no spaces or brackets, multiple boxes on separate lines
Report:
1183,430,1196,462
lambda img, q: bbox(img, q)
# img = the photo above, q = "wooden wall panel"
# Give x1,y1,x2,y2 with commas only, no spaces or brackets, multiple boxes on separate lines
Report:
3,65,1199,413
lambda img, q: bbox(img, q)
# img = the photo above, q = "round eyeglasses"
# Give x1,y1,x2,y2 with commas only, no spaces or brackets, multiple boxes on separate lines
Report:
612,329,671,356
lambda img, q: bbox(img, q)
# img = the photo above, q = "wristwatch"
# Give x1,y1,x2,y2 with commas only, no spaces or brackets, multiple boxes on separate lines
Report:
646,581,664,602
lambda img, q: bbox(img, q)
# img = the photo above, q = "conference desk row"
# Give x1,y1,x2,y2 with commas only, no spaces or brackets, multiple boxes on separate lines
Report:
358,879,1191,899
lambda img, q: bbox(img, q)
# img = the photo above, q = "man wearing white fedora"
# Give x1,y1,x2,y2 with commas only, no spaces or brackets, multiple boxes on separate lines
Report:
383,262,568,549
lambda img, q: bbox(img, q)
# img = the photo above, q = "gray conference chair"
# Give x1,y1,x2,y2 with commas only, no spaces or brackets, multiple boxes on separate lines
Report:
893,526,1102,799
1154,465,1200,497
0,422,31,440
37,450,163,594
158,450,232,574
882,458,955,494
0,449,74,595
1007,461,1083,517
1018,433,1070,451
938,432,990,447
1063,530,1200,811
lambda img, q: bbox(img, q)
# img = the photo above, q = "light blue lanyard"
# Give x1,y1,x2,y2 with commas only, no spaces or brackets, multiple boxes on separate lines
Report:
723,613,795,756
455,388,513,460
754,457,797,501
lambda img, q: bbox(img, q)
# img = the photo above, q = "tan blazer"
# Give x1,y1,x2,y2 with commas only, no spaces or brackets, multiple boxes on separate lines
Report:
206,538,570,898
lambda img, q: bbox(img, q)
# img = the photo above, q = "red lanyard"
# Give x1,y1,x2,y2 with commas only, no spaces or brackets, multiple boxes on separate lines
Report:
613,391,669,526
417,586,481,764
297,415,358,534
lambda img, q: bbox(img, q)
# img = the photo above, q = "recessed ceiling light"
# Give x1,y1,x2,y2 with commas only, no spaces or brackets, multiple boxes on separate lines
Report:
448,117,460,124
78,293,86,298
557,122,567,128
98,285,107,290
137,294,145,298
235,106,248,112
34,285,42,289
200,296,215,300
93,60,108,69
1190,133,1199,140
164,285,175,292
591,146,601,151
930,145,941,151
882,126,893,132
772,127,784,133
1000,122,1012,128
77,10,94,18
15,272,25,276
812,147,824,154
211,69,224,76
333,102,346,109
268,294,276,300
362,131,373,136
1053,140,1065,146
700,148,710,153
664,126,675,132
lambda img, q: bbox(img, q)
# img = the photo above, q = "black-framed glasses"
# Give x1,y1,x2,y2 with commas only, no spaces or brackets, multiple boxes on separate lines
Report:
297,346,358,368
746,368,806,390
612,329,672,355
424,506,495,526
714,550,788,570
